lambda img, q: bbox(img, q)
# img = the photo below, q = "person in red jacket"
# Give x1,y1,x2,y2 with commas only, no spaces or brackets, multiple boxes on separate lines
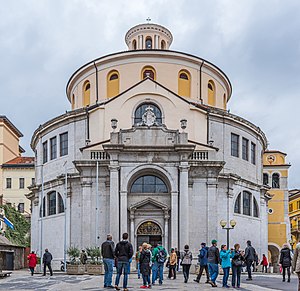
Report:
261,254,268,273
27,251,37,276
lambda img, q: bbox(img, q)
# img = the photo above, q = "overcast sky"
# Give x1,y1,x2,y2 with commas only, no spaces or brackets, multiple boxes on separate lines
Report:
0,0,299,188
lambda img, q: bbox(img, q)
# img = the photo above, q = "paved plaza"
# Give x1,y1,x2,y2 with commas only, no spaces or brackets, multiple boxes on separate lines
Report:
0,270,297,291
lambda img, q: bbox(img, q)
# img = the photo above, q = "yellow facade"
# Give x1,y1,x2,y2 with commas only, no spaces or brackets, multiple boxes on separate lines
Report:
83,81,91,106
263,150,290,268
289,189,300,249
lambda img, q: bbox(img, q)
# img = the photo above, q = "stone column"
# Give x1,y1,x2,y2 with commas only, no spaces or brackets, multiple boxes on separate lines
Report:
109,165,120,242
171,190,179,248
179,163,189,250
207,179,218,242
164,211,170,251
81,179,92,247
120,190,128,236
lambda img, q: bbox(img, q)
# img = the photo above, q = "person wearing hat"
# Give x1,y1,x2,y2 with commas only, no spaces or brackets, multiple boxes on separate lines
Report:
207,239,220,287
181,245,193,283
194,242,210,284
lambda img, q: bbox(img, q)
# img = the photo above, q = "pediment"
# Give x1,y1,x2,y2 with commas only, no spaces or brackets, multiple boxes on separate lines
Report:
129,197,169,212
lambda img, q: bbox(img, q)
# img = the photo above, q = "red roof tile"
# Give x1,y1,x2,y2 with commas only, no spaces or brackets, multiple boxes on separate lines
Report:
3,156,34,165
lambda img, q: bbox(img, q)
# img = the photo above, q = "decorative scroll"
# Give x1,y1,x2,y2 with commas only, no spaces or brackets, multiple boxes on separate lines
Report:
137,221,162,235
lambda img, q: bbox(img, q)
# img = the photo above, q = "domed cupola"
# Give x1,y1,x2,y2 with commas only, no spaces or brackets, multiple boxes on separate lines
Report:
125,21,173,50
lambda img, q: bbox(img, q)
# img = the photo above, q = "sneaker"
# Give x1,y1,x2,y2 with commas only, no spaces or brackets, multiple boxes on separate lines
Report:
246,278,252,281
124,289,128,291
147,285,151,288
194,279,199,283
140,286,147,289
115,286,120,291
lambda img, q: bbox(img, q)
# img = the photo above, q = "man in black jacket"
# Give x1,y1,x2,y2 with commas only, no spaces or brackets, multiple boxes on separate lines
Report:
114,233,133,291
244,240,256,280
207,240,220,287
42,248,53,276
101,234,115,288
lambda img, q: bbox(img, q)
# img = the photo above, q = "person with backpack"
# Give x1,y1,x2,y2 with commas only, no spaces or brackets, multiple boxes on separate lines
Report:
207,239,220,287
231,243,244,289
151,243,167,285
244,240,256,280
181,245,193,283
114,233,133,291
194,242,210,283
280,243,292,282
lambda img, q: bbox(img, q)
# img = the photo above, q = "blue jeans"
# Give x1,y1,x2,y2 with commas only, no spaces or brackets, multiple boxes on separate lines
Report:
115,261,129,288
137,262,140,278
103,258,114,287
208,263,219,283
222,267,230,287
232,265,241,287
152,261,164,284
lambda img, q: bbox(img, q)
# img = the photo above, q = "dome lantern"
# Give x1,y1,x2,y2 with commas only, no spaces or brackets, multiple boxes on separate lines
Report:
125,22,173,51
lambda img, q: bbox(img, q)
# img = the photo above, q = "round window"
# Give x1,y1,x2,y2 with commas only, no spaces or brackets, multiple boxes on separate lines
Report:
268,208,274,214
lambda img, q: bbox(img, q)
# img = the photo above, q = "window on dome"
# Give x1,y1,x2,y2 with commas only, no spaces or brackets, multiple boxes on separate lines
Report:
142,66,156,80
234,193,241,214
178,70,191,97
107,70,120,98
272,173,280,188
161,40,166,50
40,197,46,217
134,103,162,125
208,81,216,106
132,39,137,50
145,37,152,49
83,81,90,106
263,173,269,186
251,142,256,165
130,175,168,193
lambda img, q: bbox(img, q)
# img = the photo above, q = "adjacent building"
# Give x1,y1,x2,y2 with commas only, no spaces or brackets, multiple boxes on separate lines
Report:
0,116,34,216
263,150,291,270
289,189,300,248
28,22,275,267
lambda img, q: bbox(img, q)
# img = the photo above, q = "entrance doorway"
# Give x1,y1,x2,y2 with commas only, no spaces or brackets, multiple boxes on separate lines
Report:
136,221,162,250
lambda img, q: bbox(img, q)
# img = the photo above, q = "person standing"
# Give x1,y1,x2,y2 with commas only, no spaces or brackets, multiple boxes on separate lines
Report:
181,245,193,283
114,233,133,291
231,243,244,289
27,251,37,276
139,242,152,289
80,250,88,265
175,248,180,271
42,248,53,276
168,248,177,279
207,239,220,287
261,254,268,273
292,241,300,291
280,243,292,282
244,240,256,281
194,242,210,284
101,234,115,289
220,245,231,288
136,246,142,279
151,242,167,285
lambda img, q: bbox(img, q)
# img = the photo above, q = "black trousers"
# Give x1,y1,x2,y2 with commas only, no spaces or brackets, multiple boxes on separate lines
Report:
168,265,176,279
43,262,53,276
246,260,253,279
29,267,34,276
282,267,290,280
182,264,191,282
196,265,209,282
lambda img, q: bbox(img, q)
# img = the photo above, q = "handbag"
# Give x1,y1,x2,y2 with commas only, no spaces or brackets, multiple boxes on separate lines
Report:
233,258,243,267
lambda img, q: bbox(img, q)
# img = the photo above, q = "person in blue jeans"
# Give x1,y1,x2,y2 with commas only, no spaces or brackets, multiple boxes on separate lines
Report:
114,233,133,291
151,243,167,285
231,243,244,288
101,234,115,288
207,239,220,287
220,244,231,288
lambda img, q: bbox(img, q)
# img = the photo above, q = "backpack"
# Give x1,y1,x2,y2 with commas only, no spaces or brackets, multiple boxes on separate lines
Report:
157,248,167,263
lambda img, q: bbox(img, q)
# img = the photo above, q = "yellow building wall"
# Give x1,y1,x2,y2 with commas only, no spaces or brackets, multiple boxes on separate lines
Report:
268,224,287,248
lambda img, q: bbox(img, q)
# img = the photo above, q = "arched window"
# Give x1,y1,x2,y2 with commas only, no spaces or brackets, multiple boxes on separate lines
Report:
58,193,64,214
208,80,216,106
134,103,162,125
83,81,90,107
263,173,269,186
71,94,75,110
40,191,64,217
234,193,241,214
40,197,46,217
253,197,259,218
178,70,191,97
272,173,280,188
141,66,156,80
243,191,252,216
161,40,166,50
107,70,120,98
131,175,168,193
48,191,56,216
132,39,137,50
145,37,152,49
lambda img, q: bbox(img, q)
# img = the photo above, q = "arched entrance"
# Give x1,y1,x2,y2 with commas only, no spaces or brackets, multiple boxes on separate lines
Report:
268,244,280,273
136,221,162,249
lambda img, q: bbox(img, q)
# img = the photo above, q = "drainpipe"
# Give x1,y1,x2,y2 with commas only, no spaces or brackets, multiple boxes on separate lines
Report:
93,62,99,104
207,109,210,144
86,107,90,143
199,61,204,104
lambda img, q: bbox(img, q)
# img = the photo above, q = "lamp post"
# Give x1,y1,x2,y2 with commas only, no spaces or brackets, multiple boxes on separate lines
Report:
220,219,236,247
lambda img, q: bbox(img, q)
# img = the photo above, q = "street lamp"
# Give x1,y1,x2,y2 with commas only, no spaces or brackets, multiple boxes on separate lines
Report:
220,219,236,247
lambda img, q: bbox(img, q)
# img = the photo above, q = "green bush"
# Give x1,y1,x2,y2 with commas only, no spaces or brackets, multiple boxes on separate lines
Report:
67,246,80,264
86,246,102,264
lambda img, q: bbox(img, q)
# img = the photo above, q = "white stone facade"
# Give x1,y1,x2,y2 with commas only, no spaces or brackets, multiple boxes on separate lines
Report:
28,23,269,268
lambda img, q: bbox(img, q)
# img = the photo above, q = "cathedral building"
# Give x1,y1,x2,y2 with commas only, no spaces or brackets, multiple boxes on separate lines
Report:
28,22,271,267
